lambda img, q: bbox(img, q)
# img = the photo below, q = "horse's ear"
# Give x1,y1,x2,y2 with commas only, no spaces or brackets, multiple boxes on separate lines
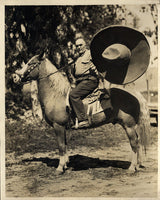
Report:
38,52,46,60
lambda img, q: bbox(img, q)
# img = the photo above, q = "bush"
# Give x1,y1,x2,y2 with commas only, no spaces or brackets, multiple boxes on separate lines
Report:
5,91,32,120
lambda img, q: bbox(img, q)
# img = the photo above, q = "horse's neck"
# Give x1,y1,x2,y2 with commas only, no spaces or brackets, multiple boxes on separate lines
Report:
39,58,70,97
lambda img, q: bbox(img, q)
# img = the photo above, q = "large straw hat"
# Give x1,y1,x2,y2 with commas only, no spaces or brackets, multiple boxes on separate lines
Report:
90,25,150,84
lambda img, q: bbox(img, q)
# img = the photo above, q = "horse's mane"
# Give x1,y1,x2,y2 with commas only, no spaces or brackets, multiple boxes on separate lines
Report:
43,58,71,96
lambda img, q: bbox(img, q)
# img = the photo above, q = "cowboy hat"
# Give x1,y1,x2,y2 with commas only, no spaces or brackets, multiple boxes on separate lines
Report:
90,25,150,84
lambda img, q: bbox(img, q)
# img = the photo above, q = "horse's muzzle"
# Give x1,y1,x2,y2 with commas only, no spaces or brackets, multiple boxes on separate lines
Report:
12,73,21,84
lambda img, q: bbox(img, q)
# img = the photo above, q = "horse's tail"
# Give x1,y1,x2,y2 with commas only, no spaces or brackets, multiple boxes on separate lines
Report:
135,91,150,153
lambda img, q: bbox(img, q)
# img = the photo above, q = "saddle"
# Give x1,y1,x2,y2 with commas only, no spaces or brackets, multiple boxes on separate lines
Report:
83,88,111,113
66,87,112,129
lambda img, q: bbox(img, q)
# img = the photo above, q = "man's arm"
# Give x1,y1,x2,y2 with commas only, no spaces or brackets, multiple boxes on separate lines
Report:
66,58,77,87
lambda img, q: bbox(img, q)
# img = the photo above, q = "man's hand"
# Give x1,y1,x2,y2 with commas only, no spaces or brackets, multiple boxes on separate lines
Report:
68,57,74,65
71,83,76,89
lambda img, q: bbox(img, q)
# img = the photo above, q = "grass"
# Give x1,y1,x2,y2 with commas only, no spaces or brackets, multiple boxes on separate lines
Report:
5,103,157,157
5,118,57,156
6,114,129,157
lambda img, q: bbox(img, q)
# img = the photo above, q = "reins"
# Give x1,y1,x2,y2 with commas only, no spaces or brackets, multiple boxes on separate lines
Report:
38,63,69,81
19,58,73,85
21,57,97,83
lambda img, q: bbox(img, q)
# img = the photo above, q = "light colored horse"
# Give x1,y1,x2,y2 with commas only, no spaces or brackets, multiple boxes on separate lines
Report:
12,55,150,174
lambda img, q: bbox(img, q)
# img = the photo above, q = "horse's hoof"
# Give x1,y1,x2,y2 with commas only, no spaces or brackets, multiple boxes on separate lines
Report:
136,165,146,171
127,168,136,176
55,166,65,175
55,169,64,175
64,165,68,170
128,165,136,172
139,164,146,169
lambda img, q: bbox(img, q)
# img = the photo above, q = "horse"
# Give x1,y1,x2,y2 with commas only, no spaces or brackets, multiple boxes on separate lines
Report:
11,54,150,174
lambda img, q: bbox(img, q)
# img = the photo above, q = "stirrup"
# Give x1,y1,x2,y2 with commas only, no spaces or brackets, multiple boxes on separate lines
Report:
75,118,79,129
72,118,90,129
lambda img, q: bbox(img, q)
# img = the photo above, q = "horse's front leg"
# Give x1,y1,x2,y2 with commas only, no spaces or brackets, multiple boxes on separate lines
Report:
54,122,69,174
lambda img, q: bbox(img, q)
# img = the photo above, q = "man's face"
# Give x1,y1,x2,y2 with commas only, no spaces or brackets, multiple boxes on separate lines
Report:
75,38,86,55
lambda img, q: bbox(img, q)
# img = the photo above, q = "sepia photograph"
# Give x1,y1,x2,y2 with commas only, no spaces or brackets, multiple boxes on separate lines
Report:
2,0,159,199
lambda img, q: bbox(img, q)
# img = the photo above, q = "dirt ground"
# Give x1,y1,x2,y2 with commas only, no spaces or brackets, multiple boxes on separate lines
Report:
5,119,158,198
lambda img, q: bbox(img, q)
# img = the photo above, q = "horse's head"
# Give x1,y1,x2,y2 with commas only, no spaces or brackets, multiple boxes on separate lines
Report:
12,55,41,84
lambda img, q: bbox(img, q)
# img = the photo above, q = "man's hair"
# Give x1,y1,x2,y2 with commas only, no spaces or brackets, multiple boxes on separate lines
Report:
75,36,85,42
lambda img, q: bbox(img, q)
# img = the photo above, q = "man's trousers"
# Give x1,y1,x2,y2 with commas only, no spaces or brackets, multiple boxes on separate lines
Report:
69,77,98,122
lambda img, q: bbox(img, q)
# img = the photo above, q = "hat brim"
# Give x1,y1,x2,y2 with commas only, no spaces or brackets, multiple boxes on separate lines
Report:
90,25,150,85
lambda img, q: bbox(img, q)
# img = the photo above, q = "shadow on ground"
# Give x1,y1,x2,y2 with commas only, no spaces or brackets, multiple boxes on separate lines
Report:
22,154,130,171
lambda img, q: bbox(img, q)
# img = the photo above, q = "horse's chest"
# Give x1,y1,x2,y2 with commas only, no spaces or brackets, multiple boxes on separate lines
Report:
42,97,68,123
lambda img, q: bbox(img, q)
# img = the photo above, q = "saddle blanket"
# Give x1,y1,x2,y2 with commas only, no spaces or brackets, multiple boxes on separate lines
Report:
66,88,112,116
86,99,103,115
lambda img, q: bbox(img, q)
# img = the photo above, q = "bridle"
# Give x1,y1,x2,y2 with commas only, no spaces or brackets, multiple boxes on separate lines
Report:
13,53,94,85
22,61,41,81
13,56,70,84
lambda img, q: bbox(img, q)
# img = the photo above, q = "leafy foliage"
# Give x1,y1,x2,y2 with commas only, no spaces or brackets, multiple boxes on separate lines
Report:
5,6,121,75
5,5,158,120
5,5,158,81
5,91,31,120
5,5,122,119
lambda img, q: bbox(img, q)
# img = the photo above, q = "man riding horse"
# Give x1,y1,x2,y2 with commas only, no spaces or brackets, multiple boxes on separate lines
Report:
11,26,151,174
69,37,99,128
68,26,150,129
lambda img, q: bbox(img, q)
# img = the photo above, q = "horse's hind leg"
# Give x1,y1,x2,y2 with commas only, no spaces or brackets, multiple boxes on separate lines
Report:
54,122,69,174
135,125,146,169
124,126,139,171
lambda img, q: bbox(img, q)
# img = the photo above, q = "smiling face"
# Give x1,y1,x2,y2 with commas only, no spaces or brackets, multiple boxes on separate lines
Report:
75,38,87,55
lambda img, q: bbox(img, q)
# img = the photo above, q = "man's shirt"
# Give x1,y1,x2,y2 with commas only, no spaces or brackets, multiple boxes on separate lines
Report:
74,49,98,77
